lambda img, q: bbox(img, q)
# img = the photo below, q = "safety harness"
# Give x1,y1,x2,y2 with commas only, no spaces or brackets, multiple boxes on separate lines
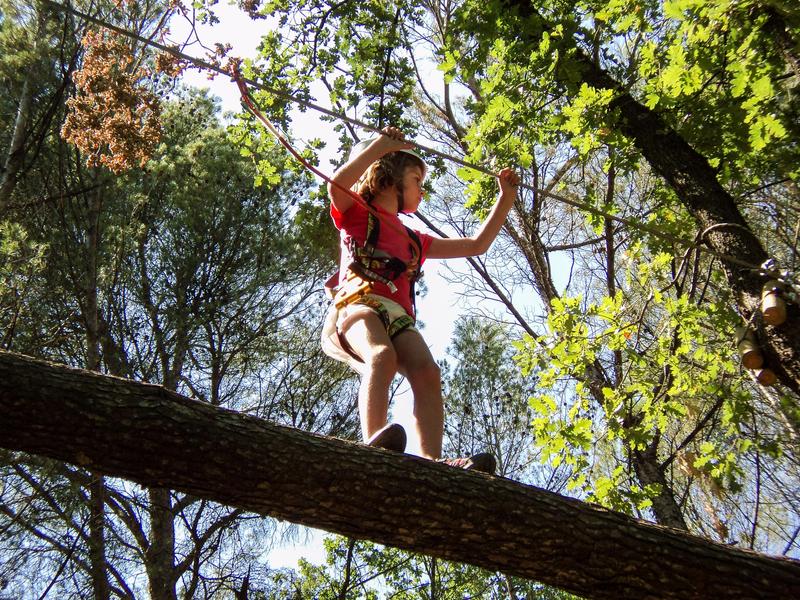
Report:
326,210,424,313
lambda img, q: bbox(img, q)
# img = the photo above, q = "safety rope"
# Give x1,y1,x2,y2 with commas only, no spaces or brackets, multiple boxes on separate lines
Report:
231,65,422,265
43,0,791,283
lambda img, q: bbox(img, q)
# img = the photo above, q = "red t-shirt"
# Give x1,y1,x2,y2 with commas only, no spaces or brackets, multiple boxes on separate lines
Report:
331,200,433,317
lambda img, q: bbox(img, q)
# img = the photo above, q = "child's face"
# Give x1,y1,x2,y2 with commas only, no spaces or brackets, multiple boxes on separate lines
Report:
400,165,425,213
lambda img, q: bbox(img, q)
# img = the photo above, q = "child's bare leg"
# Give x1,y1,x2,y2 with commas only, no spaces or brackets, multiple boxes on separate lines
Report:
339,310,398,441
394,330,444,459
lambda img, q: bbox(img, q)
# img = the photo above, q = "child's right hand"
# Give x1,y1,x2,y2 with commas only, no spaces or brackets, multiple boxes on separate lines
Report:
498,167,520,198
374,126,414,154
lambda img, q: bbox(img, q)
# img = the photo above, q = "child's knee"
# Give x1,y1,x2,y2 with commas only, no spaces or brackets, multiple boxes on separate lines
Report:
408,358,441,387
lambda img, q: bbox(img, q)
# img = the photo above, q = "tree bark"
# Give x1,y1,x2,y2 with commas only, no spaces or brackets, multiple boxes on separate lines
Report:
1,351,798,600
89,475,110,600
763,6,800,80
505,0,800,395
0,74,34,214
84,183,111,600
146,488,177,600
631,437,688,531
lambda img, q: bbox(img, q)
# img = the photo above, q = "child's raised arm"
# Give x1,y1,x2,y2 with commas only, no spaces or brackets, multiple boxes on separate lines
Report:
427,168,520,259
328,127,413,214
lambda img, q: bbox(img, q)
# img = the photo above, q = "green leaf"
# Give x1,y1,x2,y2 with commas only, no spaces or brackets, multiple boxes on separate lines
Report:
751,75,773,100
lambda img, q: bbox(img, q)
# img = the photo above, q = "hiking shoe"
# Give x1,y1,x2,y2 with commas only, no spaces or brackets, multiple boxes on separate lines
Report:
366,423,406,453
439,452,496,474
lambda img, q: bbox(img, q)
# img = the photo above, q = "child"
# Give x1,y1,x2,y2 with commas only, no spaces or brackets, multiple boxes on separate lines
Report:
321,127,519,473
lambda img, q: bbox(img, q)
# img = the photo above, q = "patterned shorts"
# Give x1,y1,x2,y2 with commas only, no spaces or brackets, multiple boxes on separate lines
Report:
337,293,418,339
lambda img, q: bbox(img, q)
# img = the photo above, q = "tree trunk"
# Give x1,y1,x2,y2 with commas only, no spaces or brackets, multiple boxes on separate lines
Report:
763,7,800,80
631,437,688,531
1,350,798,600
84,184,102,372
84,183,111,599
146,488,177,600
89,475,110,600
506,0,800,395
0,6,47,214
504,575,519,600
0,75,34,214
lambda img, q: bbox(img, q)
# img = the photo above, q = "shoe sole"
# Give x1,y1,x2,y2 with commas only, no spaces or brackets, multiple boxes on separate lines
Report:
467,453,497,474
366,423,407,453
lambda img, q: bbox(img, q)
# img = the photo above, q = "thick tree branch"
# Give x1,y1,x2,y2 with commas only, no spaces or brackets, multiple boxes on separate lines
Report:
1,350,798,599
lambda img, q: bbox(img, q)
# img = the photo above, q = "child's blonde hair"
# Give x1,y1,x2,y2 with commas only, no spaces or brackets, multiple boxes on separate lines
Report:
357,151,426,205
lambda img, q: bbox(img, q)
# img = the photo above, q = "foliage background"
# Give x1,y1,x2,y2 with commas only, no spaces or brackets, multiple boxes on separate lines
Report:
1,0,798,597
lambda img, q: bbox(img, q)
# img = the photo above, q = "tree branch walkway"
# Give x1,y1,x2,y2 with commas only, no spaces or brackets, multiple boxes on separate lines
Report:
1,350,798,599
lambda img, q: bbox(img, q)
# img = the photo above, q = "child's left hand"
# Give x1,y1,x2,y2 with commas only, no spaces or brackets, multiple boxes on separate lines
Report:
498,168,520,197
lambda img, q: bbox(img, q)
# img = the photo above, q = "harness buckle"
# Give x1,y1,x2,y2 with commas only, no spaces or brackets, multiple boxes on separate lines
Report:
333,268,374,309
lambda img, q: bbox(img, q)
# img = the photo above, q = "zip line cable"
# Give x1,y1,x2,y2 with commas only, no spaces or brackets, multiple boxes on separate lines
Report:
44,0,787,282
